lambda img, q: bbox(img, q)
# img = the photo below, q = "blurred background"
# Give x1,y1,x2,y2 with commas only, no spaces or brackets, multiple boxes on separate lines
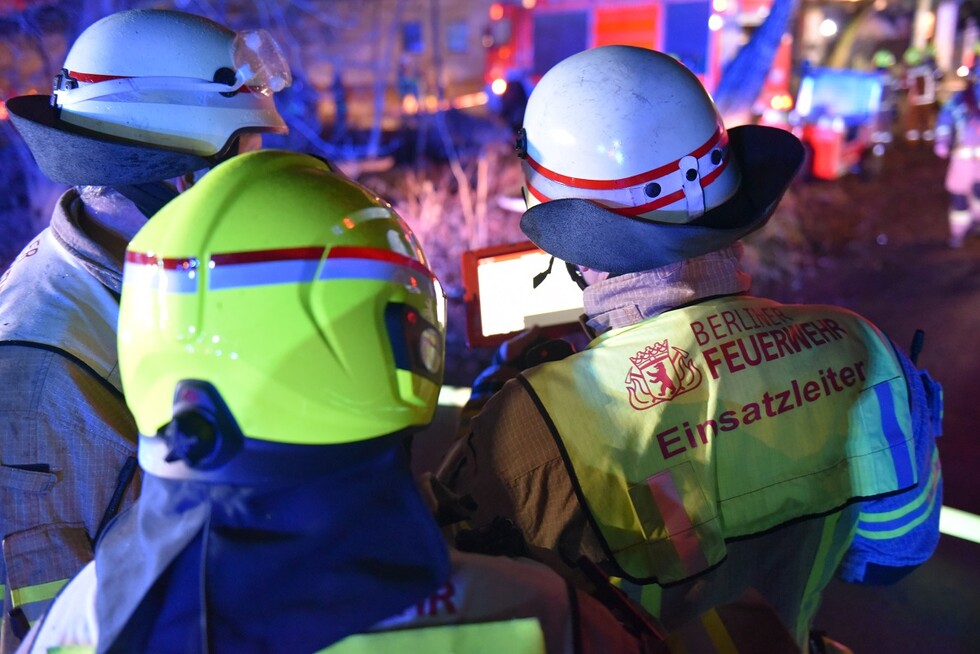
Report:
2,1,979,650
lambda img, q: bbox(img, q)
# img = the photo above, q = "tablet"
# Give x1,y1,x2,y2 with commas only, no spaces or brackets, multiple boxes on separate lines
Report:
461,241,584,348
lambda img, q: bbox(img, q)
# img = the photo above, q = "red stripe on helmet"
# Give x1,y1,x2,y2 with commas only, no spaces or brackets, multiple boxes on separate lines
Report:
66,70,255,93
526,180,551,204
328,246,435,280
125,251,197,270
68,71,123,84
699,156,729,187
525,126,724,191
528,178,684,217
614,189,687,216
210,246,326,266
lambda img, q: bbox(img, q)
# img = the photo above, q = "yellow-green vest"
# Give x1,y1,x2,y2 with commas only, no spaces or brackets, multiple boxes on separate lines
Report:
524,296,916,585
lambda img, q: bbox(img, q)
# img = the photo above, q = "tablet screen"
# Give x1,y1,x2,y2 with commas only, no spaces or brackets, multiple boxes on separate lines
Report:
461,242,584,348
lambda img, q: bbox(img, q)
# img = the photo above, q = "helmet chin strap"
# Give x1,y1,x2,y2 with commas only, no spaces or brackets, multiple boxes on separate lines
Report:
113,181,181,219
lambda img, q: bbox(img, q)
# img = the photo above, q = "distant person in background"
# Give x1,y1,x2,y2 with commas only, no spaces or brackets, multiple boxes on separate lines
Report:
872,49,899,146
17,149,652,654
435,45,944,653
901,45,941,143
934,65,980,248
0,9,288,652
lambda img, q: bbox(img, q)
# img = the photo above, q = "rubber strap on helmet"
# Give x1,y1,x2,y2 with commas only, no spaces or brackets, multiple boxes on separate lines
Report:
113,181,180,218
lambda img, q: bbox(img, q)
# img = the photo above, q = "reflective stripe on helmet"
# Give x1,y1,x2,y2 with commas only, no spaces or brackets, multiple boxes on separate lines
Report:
124,246,435,293
123,251,199,293
526,125,726,191
525,126,731,218
54,71,257,108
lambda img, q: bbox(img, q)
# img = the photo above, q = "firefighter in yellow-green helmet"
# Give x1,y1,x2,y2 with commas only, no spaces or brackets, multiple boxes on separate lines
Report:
17,150,654,654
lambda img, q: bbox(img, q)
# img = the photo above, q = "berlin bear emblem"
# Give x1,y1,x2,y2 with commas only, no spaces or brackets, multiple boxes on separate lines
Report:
625,340,703,410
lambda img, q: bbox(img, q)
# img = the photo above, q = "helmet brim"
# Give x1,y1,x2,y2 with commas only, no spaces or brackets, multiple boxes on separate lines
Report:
7,94,212,186
520,125,805,274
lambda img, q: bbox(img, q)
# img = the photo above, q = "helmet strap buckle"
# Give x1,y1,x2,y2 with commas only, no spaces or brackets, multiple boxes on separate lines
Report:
51,68,78,109
679,155,705,219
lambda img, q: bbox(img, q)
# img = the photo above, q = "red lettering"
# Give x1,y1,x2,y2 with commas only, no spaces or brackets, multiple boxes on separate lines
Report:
738,334,762,366
691,321,710,346
722,310,741,336
770,328,793,358
707,313,725,340
658,427,685,459
762,391,778,417
721,339,745,373
697,419,717,444
803,380,821,401
718,410,740,431
758,331,778,361
815,319,845,343
802,321,825,345
702,346,724,380
417,580,457,616
742,402,762,423
840,366,856,386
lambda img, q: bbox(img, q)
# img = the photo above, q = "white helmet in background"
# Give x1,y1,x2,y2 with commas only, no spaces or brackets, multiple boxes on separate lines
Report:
8,9,290,188
518,45,804,274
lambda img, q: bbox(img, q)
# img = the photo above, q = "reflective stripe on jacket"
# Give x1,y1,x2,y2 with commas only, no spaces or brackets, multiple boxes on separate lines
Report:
523,296,915,585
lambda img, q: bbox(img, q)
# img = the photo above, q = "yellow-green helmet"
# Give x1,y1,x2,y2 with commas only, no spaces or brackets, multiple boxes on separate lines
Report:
873,49,896,69
903,46,923,66
119,150,446,458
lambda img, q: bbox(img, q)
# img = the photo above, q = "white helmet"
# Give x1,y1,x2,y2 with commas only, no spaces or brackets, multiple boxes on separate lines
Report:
518,46,804,274
8,9,290,187
54,9,288,155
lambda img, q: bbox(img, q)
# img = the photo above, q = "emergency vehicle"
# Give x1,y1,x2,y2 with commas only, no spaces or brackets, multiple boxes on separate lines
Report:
769,65,892,180
481,0,791,124
485,0,727,94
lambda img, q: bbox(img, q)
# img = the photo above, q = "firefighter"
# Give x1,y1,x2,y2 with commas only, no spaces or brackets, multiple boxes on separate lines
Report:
0,10,288,652
435,46,944,652
934,65,980,247
900,45,941,142
16,149,653,654
872,49,899,145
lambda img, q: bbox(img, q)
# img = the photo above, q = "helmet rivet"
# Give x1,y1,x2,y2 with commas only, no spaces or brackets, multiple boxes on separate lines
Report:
214,67,238,97
686,168,698,182
644,182,661,198
711,149,723,165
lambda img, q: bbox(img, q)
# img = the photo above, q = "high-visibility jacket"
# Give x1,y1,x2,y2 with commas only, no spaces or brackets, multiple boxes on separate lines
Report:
18,550,647,654
0,199,139,653
523,295,916,587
